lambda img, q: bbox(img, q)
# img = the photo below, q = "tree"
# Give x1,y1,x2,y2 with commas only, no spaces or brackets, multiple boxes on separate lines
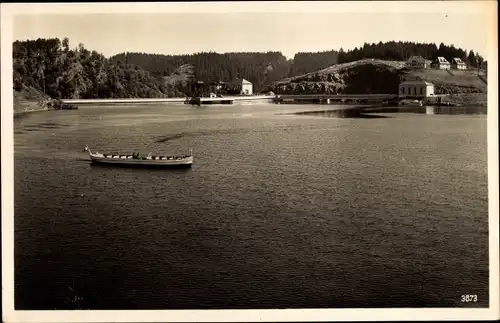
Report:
62,37,70,52
476,52,484,68
468,50,476,67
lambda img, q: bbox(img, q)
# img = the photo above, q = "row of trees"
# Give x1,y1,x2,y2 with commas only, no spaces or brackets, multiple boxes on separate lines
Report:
288,41,486,76
14,38,487,100
337,41,485,67
289,50,339,76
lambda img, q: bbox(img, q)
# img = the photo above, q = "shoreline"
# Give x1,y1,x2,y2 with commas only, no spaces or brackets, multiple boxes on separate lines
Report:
13,101,50,117
13,92,487,117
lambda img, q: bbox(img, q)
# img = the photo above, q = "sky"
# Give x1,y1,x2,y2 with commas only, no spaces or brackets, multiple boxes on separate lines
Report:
6,1,497,60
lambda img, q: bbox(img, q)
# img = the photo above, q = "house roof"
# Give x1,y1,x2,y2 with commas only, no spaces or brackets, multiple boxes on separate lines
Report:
400,80,434,86
452,57,466,65
408,56,425,61
435,56,450,64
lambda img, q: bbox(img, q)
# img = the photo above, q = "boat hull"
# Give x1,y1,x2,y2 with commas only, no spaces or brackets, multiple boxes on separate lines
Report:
89,156,193,168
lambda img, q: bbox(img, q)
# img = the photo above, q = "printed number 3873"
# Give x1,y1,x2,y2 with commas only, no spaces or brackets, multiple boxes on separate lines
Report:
461,295,478,302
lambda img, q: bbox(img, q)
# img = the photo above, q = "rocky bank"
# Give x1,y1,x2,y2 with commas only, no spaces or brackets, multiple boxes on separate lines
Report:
14,85,77,116
14,86,52,116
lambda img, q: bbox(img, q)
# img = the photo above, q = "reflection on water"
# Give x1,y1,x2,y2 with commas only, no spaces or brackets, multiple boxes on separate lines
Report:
363,105,487,115
286,105,487,118
282,108,390,119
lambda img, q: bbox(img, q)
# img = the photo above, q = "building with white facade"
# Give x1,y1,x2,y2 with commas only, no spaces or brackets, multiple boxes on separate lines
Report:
431,57,451,70
406,56,431,69
399,80,435,98
226,78,254,95
451,57,467,70
239,78,253,95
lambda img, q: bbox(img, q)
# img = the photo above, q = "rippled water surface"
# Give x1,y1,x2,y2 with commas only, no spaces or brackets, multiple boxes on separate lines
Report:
13,103,489,309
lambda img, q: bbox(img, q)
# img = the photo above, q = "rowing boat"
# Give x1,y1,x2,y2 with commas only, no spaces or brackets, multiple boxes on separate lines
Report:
83,145,193,168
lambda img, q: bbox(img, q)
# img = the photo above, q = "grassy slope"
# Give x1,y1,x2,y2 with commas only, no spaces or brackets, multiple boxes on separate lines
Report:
408,69,487,93
410,69,487,105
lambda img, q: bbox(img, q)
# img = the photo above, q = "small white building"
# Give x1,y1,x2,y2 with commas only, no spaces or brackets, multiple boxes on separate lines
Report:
227,78,253,95
239,78,253,95
406,56,431,69
399,80,435,98
431,57,451,70
451,57,467,70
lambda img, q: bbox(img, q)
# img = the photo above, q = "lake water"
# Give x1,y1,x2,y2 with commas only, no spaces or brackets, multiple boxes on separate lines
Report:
13,103,489,309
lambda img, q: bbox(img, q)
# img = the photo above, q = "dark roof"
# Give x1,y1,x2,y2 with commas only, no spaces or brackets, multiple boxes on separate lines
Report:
400,80,434,86
434,57,450,64
408,56,425,61
452,57,466,65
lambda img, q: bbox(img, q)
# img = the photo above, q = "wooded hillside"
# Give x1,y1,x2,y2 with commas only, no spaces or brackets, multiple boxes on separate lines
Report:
13,38,174,100
109,51,291,93
13,38,487,100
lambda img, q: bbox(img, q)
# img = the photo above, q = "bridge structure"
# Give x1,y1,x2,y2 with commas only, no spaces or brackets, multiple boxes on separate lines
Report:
60,95,274,105
273,94,400,105
59,94,400,106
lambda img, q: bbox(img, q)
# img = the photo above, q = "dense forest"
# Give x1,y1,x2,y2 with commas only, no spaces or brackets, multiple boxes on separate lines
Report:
112,41,486,84
289,50,339,76
337,41,485,67
14,38,487,100
13,38,179,99
109,51,291,93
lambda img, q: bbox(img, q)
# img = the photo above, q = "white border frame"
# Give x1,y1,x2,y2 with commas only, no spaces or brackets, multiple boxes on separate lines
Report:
2,2,499,322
